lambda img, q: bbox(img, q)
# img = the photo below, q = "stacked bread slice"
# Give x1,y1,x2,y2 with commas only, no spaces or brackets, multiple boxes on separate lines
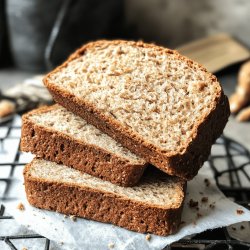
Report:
21,40,230,236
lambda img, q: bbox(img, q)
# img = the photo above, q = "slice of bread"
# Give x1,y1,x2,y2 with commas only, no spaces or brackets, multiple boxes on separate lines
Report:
21,105,147,186
44,40,230,180
24,158,186,236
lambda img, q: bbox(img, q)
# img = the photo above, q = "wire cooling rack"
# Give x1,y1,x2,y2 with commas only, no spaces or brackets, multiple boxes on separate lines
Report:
0,116,250,250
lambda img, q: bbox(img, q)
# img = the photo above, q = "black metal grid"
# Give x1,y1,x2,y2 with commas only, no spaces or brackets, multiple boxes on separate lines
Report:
0,117,250,250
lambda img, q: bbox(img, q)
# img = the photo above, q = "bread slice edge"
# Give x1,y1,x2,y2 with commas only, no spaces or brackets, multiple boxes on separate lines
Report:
21,105,147,187
24,159,186,236
44,40,230,180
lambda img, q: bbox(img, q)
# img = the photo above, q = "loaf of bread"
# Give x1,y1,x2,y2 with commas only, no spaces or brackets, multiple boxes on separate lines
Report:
44,40,230,180
21,105,147,186
24,158,186,236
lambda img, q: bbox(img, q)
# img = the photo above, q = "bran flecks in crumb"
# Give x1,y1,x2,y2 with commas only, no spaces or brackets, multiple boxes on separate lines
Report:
44,40,229,180
24,158,186,236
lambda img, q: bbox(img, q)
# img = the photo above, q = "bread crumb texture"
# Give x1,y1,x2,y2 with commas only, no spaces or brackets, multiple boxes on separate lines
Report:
48,41,221,154
29,158,185,208
30,105,142,164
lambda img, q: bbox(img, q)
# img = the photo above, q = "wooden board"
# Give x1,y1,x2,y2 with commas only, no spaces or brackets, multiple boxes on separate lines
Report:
176,33,250,73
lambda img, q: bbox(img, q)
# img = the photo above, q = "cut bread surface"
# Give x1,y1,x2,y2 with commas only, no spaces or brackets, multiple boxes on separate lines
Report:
27,158,185,208
21,105,146,186
27,105,143,163
24,158,186,235
44,40,230,179
46,40,222,153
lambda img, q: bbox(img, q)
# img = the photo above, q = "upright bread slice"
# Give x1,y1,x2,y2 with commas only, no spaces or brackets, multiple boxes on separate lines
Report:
24,158,186,236
44,40,230,180
21,105,147,187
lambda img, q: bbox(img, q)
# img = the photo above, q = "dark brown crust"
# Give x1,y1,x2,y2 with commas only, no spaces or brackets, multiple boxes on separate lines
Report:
21,106,147,187
44,40,230,180
24,161,186,236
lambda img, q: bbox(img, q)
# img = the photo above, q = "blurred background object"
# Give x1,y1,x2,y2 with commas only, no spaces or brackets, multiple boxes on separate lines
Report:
229,60,250,121
0,0,11,68
1,0,250,120
176,34,250,73
5,0,124,71
1,0,250,72
125,0,250,48
0,1,3,64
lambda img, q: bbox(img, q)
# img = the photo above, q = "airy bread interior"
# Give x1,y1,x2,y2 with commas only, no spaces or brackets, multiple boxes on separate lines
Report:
28,158,185,208
47,41,221,154
29,105,144,164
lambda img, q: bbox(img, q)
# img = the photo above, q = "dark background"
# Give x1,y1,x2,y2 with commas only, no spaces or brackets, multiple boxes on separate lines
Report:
1,0,250,72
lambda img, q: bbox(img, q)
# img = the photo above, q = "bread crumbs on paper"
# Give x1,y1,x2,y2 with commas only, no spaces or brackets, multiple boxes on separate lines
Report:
209,202,216,209
236,209,244,215
145,234,151,241
204,178,210,187
189,199,199,208
201,197,208,203
197,213,202,218
108,242,115,249
17,202,25,211
70,215,77,221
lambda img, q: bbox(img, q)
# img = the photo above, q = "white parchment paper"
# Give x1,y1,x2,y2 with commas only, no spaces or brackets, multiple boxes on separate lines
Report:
3,162,250,250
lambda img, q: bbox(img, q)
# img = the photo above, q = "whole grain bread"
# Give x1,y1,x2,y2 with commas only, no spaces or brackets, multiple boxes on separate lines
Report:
21,105,147,186
44,40,230,180
24,158,186,236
